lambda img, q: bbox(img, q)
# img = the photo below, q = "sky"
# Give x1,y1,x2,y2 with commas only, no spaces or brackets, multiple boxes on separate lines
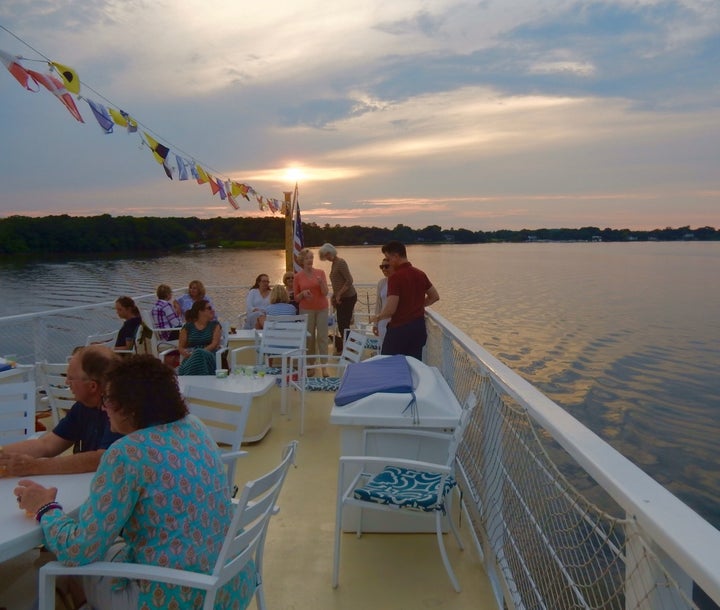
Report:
1,0,719,231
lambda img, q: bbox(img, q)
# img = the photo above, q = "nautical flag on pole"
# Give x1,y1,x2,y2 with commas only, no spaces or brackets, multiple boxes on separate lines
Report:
292,183,304,272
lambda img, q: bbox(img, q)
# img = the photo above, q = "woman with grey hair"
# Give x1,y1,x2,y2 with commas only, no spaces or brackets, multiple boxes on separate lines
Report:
318,243,357,354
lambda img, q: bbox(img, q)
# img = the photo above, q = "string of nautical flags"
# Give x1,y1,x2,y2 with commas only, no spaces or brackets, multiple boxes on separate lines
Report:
0,38,285,214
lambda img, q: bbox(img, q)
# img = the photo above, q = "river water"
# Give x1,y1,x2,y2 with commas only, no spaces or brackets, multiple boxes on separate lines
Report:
2,242,719,527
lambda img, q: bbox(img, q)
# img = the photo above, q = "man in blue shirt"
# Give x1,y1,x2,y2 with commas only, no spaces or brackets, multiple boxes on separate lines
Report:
0,345,122,476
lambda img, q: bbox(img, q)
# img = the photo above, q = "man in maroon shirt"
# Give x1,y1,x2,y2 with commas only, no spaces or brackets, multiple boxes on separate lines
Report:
371,240,439,360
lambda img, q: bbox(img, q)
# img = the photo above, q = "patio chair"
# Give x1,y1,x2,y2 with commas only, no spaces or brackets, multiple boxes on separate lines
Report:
85,325,143,355
288,329,367,435
332,392,477,593
35,361,74,426
0,381,36,444
182,382,253,490
38,441,299,610
229,314,308,415
139,308,179,357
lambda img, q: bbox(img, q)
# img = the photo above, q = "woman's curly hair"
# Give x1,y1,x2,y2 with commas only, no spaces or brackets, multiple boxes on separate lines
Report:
105,354,187,429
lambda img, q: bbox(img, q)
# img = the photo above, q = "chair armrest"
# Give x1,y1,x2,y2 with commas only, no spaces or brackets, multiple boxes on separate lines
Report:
40,559,216,589
220,450,248,464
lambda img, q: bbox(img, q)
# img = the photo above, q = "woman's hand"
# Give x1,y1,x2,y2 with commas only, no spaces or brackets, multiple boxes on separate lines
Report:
14,479,57,515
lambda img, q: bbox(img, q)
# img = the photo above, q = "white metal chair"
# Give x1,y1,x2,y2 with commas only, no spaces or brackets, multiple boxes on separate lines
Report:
139,308,179,357
38,441,299,610
35,362,74,426
332,393,477,593
182,382,253,489
288,329,367,435
84,330,117,349
0,381,36,444
85,325,142,355
230,314,308,415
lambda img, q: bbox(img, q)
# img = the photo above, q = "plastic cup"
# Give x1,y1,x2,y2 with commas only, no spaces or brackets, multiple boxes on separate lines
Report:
215,368,229,379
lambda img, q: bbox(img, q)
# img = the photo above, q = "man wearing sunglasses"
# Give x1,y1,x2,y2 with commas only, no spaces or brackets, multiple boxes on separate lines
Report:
0,345,122,476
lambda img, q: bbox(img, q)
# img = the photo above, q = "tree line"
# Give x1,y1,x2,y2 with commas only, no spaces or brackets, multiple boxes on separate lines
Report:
0,214,717,257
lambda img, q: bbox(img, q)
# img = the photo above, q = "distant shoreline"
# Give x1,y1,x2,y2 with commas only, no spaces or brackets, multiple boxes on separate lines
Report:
0,214,717,258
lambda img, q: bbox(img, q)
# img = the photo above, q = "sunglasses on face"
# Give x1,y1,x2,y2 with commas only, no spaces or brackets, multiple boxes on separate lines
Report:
379,264,390,269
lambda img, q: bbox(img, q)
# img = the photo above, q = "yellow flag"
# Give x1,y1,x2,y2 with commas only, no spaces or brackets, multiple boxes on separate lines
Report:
50,61,80,94
108,108,128,127
195,165,210,184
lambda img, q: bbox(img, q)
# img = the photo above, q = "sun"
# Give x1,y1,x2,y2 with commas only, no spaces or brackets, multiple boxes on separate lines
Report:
283,166,306,183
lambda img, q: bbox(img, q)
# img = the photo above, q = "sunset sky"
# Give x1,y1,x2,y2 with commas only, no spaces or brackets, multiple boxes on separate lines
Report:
1,1,718,231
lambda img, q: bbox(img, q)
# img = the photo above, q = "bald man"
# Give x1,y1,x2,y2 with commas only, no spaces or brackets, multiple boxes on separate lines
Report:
0,345,123,476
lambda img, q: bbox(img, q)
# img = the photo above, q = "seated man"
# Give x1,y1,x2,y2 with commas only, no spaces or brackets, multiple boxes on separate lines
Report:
0,345,122,476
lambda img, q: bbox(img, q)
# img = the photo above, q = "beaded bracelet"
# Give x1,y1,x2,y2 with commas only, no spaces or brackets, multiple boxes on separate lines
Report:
35,501,63,522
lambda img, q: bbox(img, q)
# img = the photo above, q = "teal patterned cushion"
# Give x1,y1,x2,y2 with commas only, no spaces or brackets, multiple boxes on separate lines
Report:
353,466,456,512
365,337,380,351
305,376,341,391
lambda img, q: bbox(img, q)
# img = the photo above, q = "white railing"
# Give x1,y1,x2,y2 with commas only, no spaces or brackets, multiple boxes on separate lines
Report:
2,287,719,609
424,311,720,610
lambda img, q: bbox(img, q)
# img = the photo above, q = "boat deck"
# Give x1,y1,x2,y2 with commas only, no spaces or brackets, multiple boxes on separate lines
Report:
0,388,495,609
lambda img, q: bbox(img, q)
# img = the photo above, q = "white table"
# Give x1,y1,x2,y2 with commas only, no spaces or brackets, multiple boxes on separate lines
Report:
0,365,35,384
330,356,462,532
178,374,276,443
0,472,94,563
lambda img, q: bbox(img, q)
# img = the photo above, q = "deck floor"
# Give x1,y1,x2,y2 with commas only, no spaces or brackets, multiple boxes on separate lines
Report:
0,388,495,610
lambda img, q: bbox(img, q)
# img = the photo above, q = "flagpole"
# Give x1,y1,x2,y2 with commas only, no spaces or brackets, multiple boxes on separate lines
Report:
283,190,293,272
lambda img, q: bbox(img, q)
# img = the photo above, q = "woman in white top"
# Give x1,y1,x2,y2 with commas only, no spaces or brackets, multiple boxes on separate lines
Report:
373,257,394,348
244,273,272,329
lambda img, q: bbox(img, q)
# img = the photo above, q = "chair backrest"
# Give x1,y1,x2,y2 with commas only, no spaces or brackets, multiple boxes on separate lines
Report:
138,308,179,358
182,383,252,486
259,315,308,359
445,391,478,468
212,441,297,585
0,381,36,444
340,330,368,365
85,330,117,348
36,362,74,426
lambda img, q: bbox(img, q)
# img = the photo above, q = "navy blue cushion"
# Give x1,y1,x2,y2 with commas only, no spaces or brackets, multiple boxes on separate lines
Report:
353,465,456,512
334,355,413,406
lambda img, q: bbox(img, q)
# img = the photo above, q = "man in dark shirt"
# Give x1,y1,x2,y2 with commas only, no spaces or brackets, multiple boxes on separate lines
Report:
371,240,440,360
0,345,122,476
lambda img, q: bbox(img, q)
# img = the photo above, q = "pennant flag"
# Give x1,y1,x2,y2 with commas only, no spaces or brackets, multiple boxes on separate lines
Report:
195,164,210,184
0,50,38,91
292,184,304,272
143,132,170,164
50,61,80,94
209,176,220,196
162,161,173,180
190,164,200,181
176,155,189,181
120,110,137,133
108,107,127,127
26,69,84,122
216,178,226,200
85,98,114,133
227,193,239,209
267,198,278,213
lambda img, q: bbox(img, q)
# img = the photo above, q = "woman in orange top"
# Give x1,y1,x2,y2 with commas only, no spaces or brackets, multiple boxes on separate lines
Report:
293,248,329,373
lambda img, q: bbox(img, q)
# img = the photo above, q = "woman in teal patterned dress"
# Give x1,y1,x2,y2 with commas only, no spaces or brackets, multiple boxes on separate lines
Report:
178,299,222,375
14,354,255,609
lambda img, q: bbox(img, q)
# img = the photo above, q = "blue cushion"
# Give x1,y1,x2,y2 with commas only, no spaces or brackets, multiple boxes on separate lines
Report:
364,337,380,351
334,355,413,406
353,465,456,512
